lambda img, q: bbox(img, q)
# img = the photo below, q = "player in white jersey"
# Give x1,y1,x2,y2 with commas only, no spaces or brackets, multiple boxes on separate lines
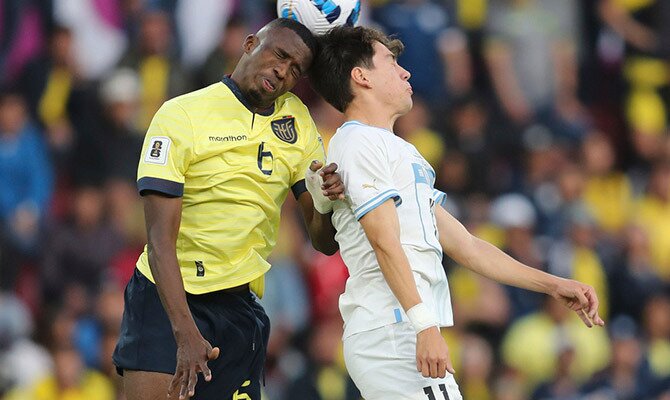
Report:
306,26,605,400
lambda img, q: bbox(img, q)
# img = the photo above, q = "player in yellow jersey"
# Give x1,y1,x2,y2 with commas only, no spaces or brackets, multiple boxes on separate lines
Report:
112,19,343,400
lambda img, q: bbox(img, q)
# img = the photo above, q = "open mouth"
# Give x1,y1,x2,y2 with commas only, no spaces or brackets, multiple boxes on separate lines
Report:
262,78,276,92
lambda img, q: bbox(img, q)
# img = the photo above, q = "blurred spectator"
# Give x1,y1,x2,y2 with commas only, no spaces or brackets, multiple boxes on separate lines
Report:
580,315,644,400
608,225,664,320
631,160,670,281
543,162,586,239
0,293,52,396
639,292,670,396
490,193,545,319
53,0,127,80
175,0,234,68
582,132,633,235
531,335,580,400
373,0,472,109
0,90,53,290
394,96,446,169
282,318,360,400
485,0,587,141
442,93,507,195
41,185,123,303
501,297,611,391
118,9,191,130
18,26,83,160
458,332,495,400
0,0,48,84
599,0,670,162
197,15,250,88
547,203,610,319
4,345,115,400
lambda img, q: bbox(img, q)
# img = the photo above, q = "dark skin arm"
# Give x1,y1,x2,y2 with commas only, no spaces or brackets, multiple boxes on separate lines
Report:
143,193,219,400
297,161,344,255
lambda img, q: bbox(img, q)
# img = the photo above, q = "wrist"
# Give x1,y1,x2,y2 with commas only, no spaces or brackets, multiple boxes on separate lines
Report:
407,303,438,333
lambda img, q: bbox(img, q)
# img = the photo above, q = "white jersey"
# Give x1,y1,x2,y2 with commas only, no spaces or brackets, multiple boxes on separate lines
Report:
328,121,454,339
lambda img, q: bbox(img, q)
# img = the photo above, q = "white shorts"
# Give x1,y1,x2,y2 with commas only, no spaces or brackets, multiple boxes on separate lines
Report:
343,322,463,400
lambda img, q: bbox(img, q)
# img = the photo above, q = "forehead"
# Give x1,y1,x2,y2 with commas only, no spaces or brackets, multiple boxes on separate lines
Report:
372,41,393,61
264,28,310,55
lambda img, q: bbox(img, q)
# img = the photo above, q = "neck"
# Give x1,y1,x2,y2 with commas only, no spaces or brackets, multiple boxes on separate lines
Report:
344,98,399,132
227,72,273,113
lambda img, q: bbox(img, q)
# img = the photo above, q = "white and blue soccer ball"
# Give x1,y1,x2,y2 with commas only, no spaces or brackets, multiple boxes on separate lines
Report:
277,0,361,35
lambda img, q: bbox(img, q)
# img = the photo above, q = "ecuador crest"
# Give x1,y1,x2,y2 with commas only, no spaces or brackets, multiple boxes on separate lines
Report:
271,116,297,144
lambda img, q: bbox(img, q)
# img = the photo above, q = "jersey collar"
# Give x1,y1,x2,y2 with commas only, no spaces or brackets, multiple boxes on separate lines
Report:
222,75,275,117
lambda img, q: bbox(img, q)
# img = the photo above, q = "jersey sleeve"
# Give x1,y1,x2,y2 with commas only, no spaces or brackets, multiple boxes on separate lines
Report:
137,100,195,197
291,114,326,198
331,131,402,220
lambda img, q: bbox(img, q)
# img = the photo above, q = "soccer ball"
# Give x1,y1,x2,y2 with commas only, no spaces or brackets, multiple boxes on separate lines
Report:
277,0,361,35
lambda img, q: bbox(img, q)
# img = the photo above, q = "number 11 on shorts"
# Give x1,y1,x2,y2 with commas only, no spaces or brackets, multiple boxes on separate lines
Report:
424,384,450,400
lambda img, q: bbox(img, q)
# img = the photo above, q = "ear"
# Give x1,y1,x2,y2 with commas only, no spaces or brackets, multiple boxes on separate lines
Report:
242,34,259,54
351,66,372,89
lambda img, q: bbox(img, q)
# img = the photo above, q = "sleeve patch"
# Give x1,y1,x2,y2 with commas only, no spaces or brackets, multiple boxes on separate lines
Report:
144,136,171,165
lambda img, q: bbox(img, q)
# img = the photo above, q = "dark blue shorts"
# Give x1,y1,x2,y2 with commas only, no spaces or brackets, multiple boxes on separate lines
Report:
112,269,270,399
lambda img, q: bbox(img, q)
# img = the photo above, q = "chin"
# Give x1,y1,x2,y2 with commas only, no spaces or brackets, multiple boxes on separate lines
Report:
399,98,413,115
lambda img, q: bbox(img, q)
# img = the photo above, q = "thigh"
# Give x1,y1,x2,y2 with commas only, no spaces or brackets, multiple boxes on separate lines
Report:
190,294,270,400
344,323,462,400
123,370,172,400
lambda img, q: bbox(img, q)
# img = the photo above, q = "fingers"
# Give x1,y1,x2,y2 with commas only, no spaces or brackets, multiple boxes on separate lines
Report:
208,346,220,360
186,366,197,398
578,309,594,328
168,371,182,398
584,288,604,326
309,160,323,172
321,172,340,188
320,162,338,175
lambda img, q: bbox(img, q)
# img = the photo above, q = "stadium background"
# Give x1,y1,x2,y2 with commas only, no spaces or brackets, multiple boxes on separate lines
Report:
0,0,669,399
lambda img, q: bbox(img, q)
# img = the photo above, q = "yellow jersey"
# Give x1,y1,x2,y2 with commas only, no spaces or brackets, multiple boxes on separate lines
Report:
135,77,324,295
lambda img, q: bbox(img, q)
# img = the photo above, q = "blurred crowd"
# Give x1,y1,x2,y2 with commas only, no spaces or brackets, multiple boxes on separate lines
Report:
0,0,669,399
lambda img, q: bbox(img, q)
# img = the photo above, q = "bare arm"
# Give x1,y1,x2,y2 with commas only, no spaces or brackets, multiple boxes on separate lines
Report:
143,193,218,399
360,199,454,378
599,0,657,51
435,206,604,327
297,161,344,255
297,191,338,255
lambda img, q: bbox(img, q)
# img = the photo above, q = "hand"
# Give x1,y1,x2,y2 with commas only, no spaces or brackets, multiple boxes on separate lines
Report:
168,331,220,399
305,160,344,214
315,161,345,201
551,278,605,328
416,326,455,378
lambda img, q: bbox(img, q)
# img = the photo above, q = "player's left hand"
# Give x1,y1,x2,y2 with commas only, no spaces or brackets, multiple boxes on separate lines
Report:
551,278,605,328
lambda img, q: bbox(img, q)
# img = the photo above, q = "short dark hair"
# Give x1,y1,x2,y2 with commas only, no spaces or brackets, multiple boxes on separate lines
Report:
309,26,404,112
266,18,319,61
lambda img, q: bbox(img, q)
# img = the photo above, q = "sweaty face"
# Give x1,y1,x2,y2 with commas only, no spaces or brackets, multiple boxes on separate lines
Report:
367,42,413,115
242,28,312,109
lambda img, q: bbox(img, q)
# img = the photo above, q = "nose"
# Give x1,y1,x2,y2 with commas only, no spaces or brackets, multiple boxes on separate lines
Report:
400,65,411,80
273,61,289,80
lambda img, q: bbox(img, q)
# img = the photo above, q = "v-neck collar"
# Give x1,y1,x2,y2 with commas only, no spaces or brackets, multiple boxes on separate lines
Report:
222,75,275,117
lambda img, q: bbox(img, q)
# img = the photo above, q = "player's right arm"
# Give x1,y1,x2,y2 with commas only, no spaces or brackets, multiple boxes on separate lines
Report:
359,200,455,379
143,194,219,399
137,100,218,399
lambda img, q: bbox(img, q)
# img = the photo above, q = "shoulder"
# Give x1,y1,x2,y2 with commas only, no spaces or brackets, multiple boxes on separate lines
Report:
330,122,390,152
163,83,230,114
277,92,312,120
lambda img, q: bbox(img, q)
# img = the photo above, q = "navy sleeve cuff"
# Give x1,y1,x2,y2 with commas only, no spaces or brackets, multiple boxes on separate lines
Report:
137,177,184,197
292,179,307,200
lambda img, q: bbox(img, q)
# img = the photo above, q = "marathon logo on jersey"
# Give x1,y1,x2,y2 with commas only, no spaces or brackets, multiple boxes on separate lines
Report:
144,136,171,165
271,116,297,144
